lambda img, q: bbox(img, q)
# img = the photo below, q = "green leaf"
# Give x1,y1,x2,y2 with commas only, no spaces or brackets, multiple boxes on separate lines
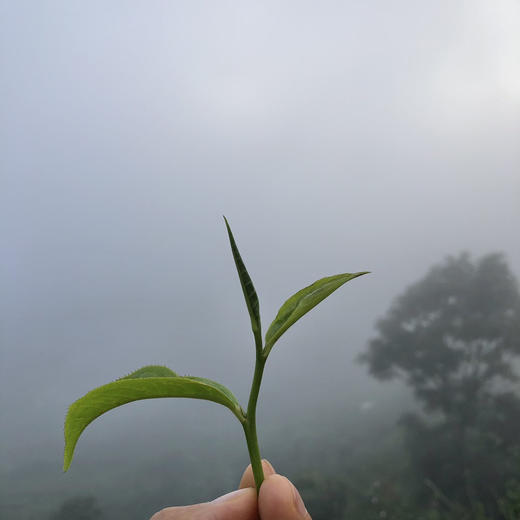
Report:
183,376,240,407
264,272,369,354
118,365,178,379
64,366,244,471
224,217,262,342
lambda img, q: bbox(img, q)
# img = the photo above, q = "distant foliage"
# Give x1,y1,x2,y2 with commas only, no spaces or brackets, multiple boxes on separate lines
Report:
361,252,520,516
48,496,104,520
295,473,348,520
362,252,520,415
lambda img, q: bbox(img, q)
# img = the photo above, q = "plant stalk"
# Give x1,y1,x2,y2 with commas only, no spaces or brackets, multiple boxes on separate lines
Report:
243,352,266,493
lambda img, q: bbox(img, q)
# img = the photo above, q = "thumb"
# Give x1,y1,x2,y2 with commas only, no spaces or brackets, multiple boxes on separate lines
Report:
150,488,258,520
259,475,311,520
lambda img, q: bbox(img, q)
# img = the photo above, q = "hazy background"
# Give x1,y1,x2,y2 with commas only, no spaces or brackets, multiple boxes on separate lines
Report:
1,1,519,518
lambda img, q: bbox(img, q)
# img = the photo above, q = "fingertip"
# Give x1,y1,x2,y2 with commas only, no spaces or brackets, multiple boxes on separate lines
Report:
259,474,310,519
262,459,276,476
239,464,253,489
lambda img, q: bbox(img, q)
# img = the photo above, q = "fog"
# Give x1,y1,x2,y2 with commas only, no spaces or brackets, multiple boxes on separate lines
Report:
1,1,519,519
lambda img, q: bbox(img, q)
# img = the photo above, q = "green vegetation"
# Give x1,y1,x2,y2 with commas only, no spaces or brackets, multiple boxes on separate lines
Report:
49,496,104,520
63,217,368,492
3,250,514,519
360,253,520,518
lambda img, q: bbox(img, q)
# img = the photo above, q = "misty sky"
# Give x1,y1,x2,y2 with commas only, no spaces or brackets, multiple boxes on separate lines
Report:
1,0,519,475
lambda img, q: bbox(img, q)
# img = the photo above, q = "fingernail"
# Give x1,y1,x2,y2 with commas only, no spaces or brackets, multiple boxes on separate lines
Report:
212,488,250,504
292,483,309,518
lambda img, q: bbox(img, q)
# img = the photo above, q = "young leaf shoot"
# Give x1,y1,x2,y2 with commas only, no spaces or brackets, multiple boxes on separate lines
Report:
63,218,368,491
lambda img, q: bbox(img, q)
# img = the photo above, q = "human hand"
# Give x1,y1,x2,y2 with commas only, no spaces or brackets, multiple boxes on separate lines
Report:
150,459,311,519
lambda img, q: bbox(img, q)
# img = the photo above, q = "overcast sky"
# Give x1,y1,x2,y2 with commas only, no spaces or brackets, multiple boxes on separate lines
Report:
1,0,519,474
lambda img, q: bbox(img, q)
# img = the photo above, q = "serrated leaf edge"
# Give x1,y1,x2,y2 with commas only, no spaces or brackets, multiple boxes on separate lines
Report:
64,372,245,471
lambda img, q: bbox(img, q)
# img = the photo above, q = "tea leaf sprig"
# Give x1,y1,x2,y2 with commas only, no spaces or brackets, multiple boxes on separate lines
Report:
64,218,368,491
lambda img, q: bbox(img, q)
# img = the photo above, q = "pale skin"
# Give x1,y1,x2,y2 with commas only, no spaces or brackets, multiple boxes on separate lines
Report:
150,460,311,520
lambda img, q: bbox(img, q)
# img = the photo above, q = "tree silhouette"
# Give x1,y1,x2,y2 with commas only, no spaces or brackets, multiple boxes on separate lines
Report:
361,253,520,513
362,253,520,418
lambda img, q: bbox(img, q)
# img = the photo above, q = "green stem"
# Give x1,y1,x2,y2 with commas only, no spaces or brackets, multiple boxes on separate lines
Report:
243,353,266,493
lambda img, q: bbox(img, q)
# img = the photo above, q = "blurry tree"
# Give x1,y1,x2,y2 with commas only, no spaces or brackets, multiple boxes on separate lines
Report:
362,253,520,416
361,253,520,515
49,495,104,520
